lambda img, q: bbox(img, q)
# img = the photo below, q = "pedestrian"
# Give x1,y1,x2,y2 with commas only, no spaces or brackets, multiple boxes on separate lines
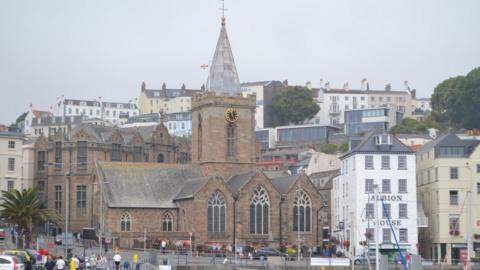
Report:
72,255,80,270
55,256,66,270
90,253,97,270
113,252,121,270
45,255,56,270
161,240,166,254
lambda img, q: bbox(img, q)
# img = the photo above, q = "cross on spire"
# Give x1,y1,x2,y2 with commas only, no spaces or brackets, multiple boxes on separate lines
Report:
219,0,227,23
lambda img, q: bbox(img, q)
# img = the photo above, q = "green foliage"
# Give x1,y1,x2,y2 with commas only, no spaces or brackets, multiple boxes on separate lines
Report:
339,142,349,153
0,188,61,246
8,111,28,131
319,144,338,154
272,86,320,126
431,67,480,129
390,115,443,134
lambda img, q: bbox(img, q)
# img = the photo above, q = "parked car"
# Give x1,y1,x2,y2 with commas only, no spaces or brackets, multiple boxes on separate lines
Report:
2,252,31,270
253,248,287,260
353,254,377,265
0,229,5,240
0,255,24,270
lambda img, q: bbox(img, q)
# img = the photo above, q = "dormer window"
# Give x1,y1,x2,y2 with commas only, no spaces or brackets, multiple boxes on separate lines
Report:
374,134,392,145
80,101,86,106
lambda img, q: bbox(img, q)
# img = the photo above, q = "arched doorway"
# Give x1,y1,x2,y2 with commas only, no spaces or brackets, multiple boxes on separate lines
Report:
157,153,165,163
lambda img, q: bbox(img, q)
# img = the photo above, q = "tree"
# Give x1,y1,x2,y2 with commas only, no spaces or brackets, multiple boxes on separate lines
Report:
8,111,28,132
390,116,443,134
431,67,480,129
272,86,320,126
319,144,338,154
0,189,61,247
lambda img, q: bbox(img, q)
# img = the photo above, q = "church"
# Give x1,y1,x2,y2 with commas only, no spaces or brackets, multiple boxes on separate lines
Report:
92,17,326,251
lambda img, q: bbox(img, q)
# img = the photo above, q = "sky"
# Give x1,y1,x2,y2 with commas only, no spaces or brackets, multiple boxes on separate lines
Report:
1,0,479,124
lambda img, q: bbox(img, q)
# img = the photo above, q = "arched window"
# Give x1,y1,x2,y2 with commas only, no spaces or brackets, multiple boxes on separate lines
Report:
207,191,226,232
198,114,202,160
249,186,269,234
120,212,132,232
226,123,235,158
293,190,312,232
162,212,173,232
157,153,165,163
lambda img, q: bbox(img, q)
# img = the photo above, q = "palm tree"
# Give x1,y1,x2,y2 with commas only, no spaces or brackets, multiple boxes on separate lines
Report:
0,188,62,247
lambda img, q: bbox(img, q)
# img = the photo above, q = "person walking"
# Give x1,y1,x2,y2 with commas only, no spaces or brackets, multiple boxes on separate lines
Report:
55,256,66,270
72,255,80,270
113,252,121,270
44,256,56,270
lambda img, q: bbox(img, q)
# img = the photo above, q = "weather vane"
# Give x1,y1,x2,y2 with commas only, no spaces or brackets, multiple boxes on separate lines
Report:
219,0,227,19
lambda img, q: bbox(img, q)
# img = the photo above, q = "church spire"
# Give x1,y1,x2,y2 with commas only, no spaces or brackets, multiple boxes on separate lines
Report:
206,16,241,95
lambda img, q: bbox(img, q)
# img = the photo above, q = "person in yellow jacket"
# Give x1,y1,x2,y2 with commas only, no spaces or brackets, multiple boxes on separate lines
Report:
69,258,76,270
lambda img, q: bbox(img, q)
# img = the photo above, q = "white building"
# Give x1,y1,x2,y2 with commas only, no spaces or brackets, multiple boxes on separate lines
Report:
54,98,139,125
332,130,420,260
0,132,25,192
22,108,52,135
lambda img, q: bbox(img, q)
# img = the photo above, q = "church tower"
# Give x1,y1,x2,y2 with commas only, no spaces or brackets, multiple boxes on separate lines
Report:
191,17,256,179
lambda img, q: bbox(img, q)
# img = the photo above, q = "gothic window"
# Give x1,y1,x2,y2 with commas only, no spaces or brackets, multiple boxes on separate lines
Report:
111,144,121,161
133,146,143,162
198,114,202,160
207,191,226,233
226,123,235,158
55,141,62,169
157,153,165,163
249,186,270,234
293,189,312,232
162,212,173,232
120,212,132,232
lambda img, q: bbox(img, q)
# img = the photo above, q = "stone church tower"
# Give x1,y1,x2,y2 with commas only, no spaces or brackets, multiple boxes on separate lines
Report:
191,17,256,179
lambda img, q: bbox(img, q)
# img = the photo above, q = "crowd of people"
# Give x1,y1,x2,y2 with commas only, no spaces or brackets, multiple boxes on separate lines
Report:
43,252,121,270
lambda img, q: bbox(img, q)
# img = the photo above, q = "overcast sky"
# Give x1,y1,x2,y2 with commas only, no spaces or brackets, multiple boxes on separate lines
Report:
1,0,479,124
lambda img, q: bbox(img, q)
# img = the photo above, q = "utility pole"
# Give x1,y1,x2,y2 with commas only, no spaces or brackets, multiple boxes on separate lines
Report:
466,191,472,269
374,185,380,270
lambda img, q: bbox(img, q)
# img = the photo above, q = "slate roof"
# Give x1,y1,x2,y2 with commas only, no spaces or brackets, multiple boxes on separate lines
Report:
96,162,203,208
68,123,160,144
174,177,211,201
143,88,202,99
206,18,241,95
240,81,272,87
225,172,255,195
31,116,84,126
340,129,413,159
417,132,480,156
0,132,24,139
269,174,299,195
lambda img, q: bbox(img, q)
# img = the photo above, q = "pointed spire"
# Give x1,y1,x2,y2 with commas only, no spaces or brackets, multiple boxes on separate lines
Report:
206,17,241,95
181,83,186,90
162,82,167,90
141,81,146,92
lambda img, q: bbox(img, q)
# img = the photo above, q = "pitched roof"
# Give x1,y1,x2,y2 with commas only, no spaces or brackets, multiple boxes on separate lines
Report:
226,171,255,195
68,123,160,144
417,132,480,156
269,174,299,195
143,88,202,99
340,129,413,159
31,116,84,127
206,18,241,95
32,110,52,118
96,162,203,208
174,177,211,200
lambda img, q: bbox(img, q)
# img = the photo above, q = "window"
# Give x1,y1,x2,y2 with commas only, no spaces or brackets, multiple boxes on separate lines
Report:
477,183,480,194
77,141,87,169
8,141,15,149
366,203,374,218
381,156,390,169
8,158,15,171
449,215,459,233
398,156,407,169
382,203,391,218
365,179,374,193
227,124,235,158
7,181,14,191
37,151,46,171
382,179,391,193
382,228,391,243
207,191,226,233
157,153,165,163
365,156,374,169
75,108,79,114
68,108,72,114
113,110,116,117
162,213,173,232
477,164,480,173
398,179,407,193
120,212,132,232
111,144,121,161
106,110,110,117
365,228,374,241
133,146,143,162
89,109,92,116
55,142,62,169
249,186,269,234
76,185,87,217
450,167,458,179
293,190,312,232
399,229,408,242
449,190,458,205
54,185,62,214
399,203,408,218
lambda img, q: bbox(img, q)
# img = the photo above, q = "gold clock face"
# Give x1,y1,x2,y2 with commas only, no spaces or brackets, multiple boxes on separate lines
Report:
225,107,239,123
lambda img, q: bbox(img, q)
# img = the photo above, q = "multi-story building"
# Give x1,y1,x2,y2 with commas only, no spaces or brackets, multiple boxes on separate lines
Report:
0,132,25,192
54,98,139,125
240,81,286,129
30,116,84,137
332,130,419,260
33,122,190,233
416,133,480,264
344,107,403,136
411,98,431,121
138,82,203,115
163,112,192,137
23,108,53,135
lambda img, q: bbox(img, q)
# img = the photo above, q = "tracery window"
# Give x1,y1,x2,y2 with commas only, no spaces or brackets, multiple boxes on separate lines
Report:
293,189,311,232
226,124,235,158
120,212,132,232
207,191,226,232
249,186,269,234
162,212,173,232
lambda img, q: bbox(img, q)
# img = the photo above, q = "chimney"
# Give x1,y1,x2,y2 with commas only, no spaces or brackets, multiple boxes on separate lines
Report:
162,82,167,90
411,88,416,99
141,81,146,92
366,82,370,91
343,82,349,91
385,83,391,91
201,84,206,91
404,80,410,92
360,78,368,90
282,80,289,87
